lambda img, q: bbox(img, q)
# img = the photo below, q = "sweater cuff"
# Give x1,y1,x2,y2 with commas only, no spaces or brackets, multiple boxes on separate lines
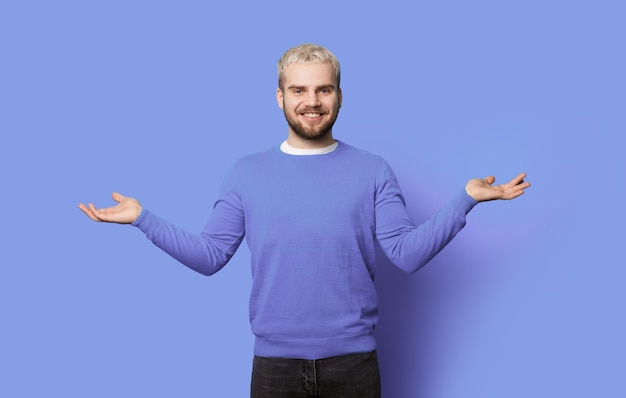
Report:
457,189,479,214
131,208,157,234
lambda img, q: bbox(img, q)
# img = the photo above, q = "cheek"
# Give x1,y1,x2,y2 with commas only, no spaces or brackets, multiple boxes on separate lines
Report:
327,99,340,111
282,98,298,112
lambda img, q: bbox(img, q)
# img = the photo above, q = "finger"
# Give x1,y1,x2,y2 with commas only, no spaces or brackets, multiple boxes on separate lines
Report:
503,191,523,200
500,173,527,190
87,203,109,222
512,172,527,185
510,179,531,190
504,181,530,199
78,203,103,222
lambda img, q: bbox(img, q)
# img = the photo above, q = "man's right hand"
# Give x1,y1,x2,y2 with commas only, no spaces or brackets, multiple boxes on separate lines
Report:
78,192,142,224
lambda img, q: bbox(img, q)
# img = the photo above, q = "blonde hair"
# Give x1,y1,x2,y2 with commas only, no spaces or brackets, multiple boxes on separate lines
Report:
277,43,341,89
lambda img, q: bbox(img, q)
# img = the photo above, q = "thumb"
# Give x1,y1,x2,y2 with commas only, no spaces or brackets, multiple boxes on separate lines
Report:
111,191,125,203
484,176,496,185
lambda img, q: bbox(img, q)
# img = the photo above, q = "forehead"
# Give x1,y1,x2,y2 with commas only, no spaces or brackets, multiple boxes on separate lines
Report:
282,63,337,87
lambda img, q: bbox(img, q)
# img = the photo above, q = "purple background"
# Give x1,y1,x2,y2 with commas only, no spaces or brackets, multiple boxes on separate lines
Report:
2,1,624,396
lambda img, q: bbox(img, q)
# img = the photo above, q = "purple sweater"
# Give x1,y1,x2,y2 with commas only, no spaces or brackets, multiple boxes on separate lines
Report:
133,141,477,359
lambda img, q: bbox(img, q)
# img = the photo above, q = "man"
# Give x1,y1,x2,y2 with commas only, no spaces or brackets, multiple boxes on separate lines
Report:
79,44,529,397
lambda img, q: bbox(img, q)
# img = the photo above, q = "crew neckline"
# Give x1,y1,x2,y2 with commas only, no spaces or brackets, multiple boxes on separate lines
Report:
280,140,339,155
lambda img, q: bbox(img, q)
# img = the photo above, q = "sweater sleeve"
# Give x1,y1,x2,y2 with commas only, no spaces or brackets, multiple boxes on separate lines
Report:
132,165,246,276
374,159,477,273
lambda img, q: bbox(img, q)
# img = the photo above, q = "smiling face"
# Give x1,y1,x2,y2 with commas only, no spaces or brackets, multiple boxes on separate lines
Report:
276,63,342,148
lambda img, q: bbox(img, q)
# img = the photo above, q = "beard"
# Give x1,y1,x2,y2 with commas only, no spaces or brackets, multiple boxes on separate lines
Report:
283,107,340,142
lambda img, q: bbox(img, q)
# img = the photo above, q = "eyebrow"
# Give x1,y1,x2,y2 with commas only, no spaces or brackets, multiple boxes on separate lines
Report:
286,84,336,90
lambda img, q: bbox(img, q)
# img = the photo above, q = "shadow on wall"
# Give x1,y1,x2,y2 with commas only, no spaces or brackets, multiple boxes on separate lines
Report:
373,186,494,398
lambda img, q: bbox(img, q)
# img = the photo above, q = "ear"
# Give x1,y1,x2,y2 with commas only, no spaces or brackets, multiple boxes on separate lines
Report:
276,87,284,110
338,87,342,109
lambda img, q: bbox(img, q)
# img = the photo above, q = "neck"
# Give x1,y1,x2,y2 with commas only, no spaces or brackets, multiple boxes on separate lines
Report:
286,131,336,149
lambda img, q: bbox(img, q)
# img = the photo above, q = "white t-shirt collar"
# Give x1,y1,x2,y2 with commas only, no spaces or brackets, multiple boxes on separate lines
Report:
280,140,339,155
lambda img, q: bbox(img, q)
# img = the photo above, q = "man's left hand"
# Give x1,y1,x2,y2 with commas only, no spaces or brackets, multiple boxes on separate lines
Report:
465,172,530,202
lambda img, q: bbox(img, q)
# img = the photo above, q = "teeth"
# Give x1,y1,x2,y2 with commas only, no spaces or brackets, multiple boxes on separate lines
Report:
303,113,320,117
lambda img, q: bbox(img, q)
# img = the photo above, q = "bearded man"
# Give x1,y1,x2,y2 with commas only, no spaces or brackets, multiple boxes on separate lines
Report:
79,43,530,398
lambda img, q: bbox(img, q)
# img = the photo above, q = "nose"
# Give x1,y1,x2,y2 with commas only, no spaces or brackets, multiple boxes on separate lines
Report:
304,91,321,107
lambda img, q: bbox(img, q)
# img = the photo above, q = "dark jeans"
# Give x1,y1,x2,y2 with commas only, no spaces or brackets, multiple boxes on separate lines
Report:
250,350,381,398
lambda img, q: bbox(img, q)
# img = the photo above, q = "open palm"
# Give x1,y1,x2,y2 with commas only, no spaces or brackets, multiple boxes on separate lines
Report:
78,192,142,224
465,172,530,202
